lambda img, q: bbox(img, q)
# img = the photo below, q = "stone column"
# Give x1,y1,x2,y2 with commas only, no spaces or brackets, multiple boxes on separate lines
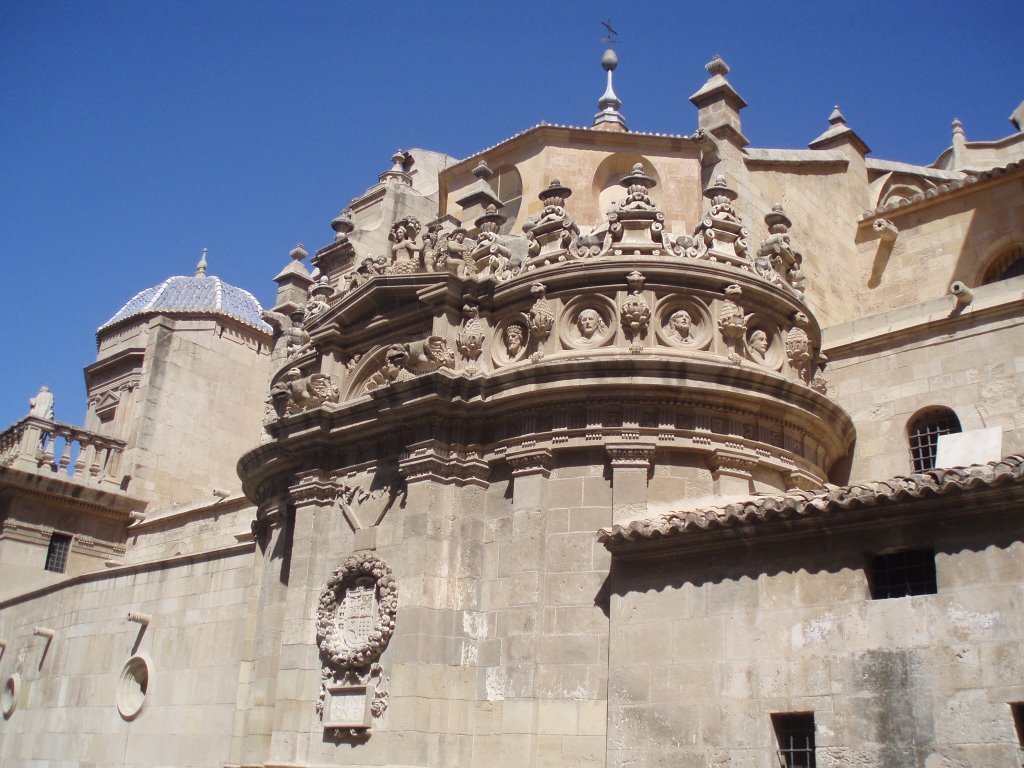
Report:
607,443,655,525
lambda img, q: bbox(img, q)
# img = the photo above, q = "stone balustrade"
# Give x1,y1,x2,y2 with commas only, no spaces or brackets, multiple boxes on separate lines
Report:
0,416,127,487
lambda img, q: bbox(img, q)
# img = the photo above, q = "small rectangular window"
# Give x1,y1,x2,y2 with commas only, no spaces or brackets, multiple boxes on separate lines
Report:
868,549,937,599
44,532,72,573
1011,702,1024,747
772,712,816,768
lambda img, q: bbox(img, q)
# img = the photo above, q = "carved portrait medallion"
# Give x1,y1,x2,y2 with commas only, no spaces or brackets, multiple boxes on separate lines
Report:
558,295,616,350
654,296,713,350
743,321,784,370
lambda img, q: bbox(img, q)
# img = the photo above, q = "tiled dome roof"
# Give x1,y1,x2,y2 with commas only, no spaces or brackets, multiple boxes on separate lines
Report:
98,261,272,335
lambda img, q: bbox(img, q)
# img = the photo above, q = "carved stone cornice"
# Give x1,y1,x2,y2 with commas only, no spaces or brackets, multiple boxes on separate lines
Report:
398,441,489,487
606,443,656,469
506,447,553,478
289,470,340,506
708,447,759,478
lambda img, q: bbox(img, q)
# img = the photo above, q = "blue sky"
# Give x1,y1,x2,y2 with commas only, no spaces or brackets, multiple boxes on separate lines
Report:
2,0,1022,430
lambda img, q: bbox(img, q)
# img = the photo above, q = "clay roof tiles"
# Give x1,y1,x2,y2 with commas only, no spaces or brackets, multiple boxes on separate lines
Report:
598,455,1024,549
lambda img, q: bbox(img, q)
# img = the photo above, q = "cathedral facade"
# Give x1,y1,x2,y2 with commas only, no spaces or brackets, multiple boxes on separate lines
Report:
1,52,1023,768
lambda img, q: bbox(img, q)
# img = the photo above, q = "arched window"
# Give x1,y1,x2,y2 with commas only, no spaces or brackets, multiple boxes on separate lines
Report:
908,407,962,472
980,243,1024,285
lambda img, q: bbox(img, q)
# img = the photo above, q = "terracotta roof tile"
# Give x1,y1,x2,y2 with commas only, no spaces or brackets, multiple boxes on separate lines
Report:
598,455,1024,548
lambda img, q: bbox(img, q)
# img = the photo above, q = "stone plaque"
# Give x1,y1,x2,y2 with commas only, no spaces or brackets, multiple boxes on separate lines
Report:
323,684,370,729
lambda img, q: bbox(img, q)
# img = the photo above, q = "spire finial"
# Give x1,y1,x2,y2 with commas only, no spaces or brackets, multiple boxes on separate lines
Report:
952,117,964,136
195,248,208,277
828,105,846,125
706,54,729,78
593,44,626,131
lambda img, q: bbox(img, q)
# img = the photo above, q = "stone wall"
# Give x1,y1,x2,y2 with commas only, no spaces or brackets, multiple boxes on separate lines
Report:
606,505,1024,767
825,275,1024,483
0,546,254,767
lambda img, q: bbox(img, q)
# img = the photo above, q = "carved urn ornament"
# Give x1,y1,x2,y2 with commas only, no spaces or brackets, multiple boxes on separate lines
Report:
718,284,747,362
619,271,651,352
785,311,813,381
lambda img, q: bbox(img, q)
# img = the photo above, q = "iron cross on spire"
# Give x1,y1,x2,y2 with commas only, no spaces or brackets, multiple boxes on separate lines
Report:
600,19,619,46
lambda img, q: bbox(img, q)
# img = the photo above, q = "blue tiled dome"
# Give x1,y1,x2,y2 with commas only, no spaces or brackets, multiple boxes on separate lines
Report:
98,273,272,334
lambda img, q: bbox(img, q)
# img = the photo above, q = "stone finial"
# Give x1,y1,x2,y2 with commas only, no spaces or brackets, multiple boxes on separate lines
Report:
331,208,355,239
289,243,308,262
689,54,747,147
195,248,208,277
593,47,627,132
475,203,507,235
379,150,412,186
809,104,870,155
703,175,738,204
472,160,494,181
538,179,572,207
765,204,792,234
706,54,729,77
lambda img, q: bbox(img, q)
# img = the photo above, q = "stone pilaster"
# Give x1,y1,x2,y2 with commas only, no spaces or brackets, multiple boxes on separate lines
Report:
708,448,757,496
607,443,655,525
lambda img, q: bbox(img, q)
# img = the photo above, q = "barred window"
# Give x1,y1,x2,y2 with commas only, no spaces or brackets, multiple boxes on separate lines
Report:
869,549,937,599
908,408,961,472
772,713,816,768
44,532,72,574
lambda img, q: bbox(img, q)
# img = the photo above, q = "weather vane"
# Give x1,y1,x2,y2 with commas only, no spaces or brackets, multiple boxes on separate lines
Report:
600,19,619,46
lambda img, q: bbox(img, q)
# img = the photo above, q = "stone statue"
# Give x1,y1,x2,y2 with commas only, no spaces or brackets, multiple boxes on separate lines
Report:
439,228,475,277
387,217,421,274
29,386,54,419
667,310,693,343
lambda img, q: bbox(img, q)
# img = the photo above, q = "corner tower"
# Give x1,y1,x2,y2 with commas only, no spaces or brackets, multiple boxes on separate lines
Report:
88,252,273,506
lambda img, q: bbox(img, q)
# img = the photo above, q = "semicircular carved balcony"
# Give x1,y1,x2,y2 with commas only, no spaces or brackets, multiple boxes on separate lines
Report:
240,173,853,509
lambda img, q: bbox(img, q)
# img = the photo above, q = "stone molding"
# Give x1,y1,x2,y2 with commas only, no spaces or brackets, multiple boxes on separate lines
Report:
506,447,553,478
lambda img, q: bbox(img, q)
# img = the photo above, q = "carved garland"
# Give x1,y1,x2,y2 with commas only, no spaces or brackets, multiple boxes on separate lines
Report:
317,551,398,671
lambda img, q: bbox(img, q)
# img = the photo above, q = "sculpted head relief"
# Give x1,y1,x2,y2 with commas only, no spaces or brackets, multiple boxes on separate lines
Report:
577,308,607,342
749,329,769,362
669,309,692,342
504,323,526,357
